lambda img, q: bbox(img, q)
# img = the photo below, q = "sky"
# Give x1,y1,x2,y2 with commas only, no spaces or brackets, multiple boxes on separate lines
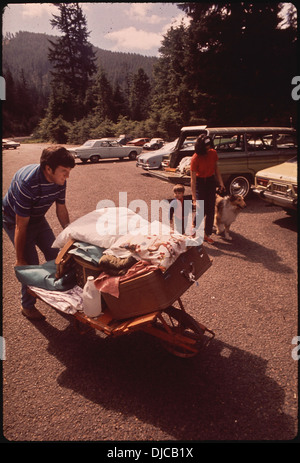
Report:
2,2,191,57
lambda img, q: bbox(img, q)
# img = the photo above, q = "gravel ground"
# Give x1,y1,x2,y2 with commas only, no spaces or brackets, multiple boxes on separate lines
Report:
2,143,298,445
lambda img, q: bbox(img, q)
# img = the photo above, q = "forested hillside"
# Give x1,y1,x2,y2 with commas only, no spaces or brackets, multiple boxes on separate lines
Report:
2,31,156,98
2,2,297,142
2,31,157,137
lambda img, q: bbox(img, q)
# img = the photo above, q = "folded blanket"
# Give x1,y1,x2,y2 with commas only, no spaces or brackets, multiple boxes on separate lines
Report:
104,228,191,270
68,241,105,264
28,285,83,314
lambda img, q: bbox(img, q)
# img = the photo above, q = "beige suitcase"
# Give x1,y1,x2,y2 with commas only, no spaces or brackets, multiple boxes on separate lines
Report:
102,245,212,320
55,240,212,321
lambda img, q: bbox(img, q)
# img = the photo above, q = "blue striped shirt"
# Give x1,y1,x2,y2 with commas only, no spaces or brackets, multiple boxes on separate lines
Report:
2,164,66,222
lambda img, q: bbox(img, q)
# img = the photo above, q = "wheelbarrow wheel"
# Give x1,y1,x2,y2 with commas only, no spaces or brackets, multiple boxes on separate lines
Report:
157,306,205,358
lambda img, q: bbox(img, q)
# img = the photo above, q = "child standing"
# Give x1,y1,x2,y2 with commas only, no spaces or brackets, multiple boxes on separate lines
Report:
169,184,188,235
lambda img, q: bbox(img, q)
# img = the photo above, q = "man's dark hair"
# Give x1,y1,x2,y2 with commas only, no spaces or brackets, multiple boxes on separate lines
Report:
40,146,75,171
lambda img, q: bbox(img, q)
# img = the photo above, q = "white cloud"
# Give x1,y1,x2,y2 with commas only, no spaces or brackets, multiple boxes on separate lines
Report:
21,3,56,18
104,7,191,55
162,12,191,34
105,26,162,52
126,3,165,25
3,2,188,56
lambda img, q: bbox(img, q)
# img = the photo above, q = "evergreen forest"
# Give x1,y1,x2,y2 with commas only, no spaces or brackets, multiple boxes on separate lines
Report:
2,2,297,144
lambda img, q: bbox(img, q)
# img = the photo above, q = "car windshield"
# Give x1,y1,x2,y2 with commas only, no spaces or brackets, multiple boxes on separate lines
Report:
82,140,94,147
155,140,177,154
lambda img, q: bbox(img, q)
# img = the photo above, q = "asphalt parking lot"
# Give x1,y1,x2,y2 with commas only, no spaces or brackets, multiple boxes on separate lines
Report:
2,144,298,444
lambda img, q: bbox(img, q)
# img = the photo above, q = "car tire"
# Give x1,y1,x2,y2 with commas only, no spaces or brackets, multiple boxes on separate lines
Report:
226,175,252,197
128,151,138,160
90,155,100,163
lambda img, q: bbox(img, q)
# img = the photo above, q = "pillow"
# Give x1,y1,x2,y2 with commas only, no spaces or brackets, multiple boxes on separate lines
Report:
52,207,149,249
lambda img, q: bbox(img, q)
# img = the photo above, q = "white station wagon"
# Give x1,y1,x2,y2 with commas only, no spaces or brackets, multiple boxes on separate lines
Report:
72,138,143,163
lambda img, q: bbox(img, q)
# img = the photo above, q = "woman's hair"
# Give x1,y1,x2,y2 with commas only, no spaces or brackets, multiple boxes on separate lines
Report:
40,145,75,171
194,134,214,156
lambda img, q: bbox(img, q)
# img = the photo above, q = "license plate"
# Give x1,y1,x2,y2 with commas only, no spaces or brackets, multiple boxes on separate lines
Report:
273,183,287,193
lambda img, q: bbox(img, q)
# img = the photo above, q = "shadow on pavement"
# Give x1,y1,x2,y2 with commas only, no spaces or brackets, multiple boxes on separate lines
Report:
207,231,294,275
32,314,296,441
273,214,298,232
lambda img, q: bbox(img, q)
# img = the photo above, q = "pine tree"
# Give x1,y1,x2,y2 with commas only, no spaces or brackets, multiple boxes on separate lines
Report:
112,83,128,122
177,2,297,125
129,68,151,121
153,24,191,125
47,3,97,122
16,69,35,130
152,3,297,126
92,69,114,122
2,68,17,135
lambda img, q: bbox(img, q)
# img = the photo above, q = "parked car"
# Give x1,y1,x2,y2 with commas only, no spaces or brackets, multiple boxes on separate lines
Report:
136,140,178,170
71,138,143,163
2,139,20,149
147,126,297,197
116,135,132,145
161,137,196,168
127,138,150,146
253,156,297,212
143,138,165,150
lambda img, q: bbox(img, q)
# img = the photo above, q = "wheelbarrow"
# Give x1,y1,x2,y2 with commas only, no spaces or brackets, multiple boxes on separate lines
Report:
29,288,215,358
29,243,215,358
75,297,214,358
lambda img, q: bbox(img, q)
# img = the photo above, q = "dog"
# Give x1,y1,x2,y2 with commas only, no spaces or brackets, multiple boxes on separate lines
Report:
214,194,246,240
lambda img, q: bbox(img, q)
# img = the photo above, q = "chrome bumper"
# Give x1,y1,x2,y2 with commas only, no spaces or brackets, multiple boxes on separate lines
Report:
253,188,297,210
136,162,159,170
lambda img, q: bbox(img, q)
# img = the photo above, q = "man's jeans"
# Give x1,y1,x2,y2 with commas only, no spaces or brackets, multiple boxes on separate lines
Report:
3,215,59,309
